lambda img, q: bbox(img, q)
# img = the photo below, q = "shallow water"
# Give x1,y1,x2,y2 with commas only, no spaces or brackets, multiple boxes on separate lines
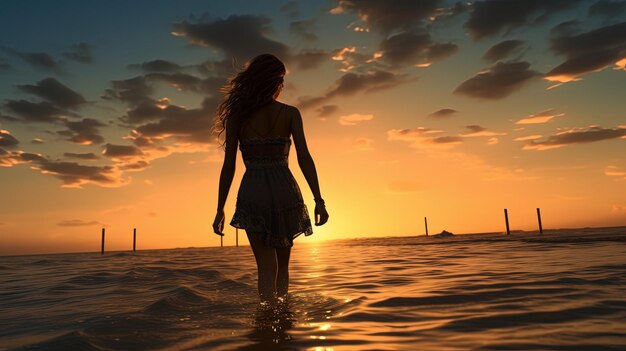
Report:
1,227,626,350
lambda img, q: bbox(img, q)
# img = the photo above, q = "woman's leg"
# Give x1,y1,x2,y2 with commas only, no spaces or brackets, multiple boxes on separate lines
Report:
246,231,278,302
276,246,292,297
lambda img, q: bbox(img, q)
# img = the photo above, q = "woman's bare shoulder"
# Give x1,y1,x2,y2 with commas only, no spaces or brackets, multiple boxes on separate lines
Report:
278,102,301,117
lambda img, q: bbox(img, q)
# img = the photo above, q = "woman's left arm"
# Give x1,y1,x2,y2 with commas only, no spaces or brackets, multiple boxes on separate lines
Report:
213,120,238,235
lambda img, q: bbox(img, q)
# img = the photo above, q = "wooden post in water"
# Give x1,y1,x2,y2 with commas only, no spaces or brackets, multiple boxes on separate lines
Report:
424,217,429,236
236,228,239,247
133,228,137,251
536,208,543,234
504,208,510,235
220,234,223,247
101,228,105,254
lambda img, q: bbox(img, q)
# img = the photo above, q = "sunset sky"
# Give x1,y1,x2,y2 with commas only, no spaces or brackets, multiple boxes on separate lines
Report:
1,0,625,255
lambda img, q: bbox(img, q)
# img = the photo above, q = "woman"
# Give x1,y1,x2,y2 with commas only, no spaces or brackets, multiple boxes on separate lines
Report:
212,54,329,303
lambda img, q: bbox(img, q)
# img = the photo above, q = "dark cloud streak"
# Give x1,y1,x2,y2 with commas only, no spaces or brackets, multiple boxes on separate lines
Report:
483,40,527,63
0,130,19,148
454,61,541,100
523,126,626,150
17,78,86,109
465,0,581,40
62,43,94,64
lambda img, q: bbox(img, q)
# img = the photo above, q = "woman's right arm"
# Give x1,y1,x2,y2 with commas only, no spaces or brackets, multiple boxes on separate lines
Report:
212,119,238,235
290,106,329,226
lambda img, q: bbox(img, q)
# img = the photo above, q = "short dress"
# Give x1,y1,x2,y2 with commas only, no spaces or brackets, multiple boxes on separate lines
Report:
229,135,314,248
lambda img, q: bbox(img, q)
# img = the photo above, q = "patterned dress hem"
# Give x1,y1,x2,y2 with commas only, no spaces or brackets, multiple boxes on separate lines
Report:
230,200,313,248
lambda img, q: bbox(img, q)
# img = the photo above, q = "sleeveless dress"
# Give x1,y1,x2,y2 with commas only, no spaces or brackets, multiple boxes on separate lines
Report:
229,105,314,248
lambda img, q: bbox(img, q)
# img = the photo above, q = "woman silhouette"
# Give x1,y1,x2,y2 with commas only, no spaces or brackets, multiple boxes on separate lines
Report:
212,54,329,303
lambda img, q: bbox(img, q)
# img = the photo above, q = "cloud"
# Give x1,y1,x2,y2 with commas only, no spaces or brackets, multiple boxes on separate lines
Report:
330,69,413,97
101,76,155,106
62,42,94,63
101,66,225,165
483,40,527,63
379,30,458,67
118,100,171,125
34,160,126,188
34,161,124,188
144,72,207,92
127,59,183,73
0,148,44,167
0,46,62,70
387,126,461,148
428,108,458,118
101,143,150,173
339,113,373,126
64,152,99,160
316,105,339,119
102,143,144,158
2,78,86,124
128,96,218,144
545,21,626,85
459,125,507,137
329,1,460,70
330,46,376,72
58,118,106,145
515,109,564,124
387,126,442,142
171,15,289,62
171,15,327,72
17,78,87,109
588,0,626,20
330,0,442,33
454,61,541,99
0,59,11,71
299,69,414,109
57,219,102,227
605,165,626,180
388,124,507,149
289,19,318,42
0,130,19,148
514,135,543,141
487,137,499,145
31,138,45,144
291,50,328,70
118,160,150,171
464,0,581,40
2,99,76,123
431,135,464,144
424,42,459,63
0,148,126,187
523,125,626,150
280,0,301,18
297,96,326,110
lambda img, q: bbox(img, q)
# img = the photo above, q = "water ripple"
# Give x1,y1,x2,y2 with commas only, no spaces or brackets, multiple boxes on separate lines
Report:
1,227,625,350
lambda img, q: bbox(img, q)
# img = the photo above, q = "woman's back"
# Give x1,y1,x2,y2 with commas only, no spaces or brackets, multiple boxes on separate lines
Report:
238,101,291,141
237,101,293,168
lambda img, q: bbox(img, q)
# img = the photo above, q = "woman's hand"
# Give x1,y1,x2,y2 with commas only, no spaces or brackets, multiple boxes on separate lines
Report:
213,209,225,236
314,203,329,226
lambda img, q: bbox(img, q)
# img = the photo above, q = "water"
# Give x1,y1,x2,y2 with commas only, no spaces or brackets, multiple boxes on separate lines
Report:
1,227,626,350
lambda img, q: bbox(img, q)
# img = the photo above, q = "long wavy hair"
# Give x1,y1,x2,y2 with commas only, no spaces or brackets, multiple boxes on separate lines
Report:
213,54,286,146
